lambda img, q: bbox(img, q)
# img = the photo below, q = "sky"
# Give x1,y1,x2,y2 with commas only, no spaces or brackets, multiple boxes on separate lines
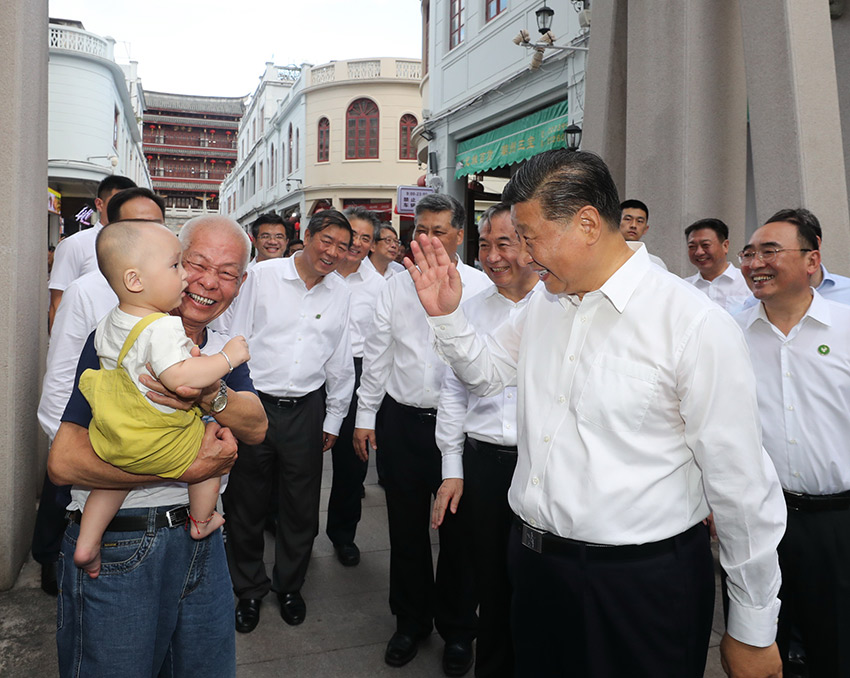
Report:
48,0,423,97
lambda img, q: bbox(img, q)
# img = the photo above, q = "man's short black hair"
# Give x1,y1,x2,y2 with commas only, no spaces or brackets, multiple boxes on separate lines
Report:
250,212,287,240
343,206,383,239
620,199,649,221
305,209,353,245
105,187,165,223
414,194,465,230
764,208,821,251
97,175,136,200
502,150,621,231
286,238,304,255
685,218,729,242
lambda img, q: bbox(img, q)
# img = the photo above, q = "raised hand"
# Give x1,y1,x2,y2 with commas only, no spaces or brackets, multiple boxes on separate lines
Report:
404,235,463,317
223,335,250,367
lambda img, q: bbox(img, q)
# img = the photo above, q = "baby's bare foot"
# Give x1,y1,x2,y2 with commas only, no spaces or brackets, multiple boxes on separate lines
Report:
189,511,225,539
74,543,102,579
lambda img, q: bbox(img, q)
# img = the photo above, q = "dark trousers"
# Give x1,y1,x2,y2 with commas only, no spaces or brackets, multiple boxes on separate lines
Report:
463,438,517,678
31,472,71,564
224,388,324,599
508,521,714,678
326,358,368,546
777,506,850,678
379,395,477,642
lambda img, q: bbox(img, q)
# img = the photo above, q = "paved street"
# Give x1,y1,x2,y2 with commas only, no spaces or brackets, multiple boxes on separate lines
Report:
1,453,728,677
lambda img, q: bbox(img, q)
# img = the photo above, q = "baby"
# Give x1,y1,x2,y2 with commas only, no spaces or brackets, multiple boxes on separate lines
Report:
74,219,249,578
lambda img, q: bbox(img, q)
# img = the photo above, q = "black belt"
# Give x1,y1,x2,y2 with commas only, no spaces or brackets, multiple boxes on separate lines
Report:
467,437,518,456
258,390,312,409
396,400,437,424
784,489,850,512
68,505,190,532
513,517,701,561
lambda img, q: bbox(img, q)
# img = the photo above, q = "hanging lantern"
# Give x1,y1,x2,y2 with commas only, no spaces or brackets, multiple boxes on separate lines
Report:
225,160,231,165
149,124,156,130
146,155,153,161
225,130,232,136
210,159,216,164
209,129,215,134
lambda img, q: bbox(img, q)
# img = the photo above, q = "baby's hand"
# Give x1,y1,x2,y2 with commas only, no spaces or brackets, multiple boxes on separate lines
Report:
223,335,250,367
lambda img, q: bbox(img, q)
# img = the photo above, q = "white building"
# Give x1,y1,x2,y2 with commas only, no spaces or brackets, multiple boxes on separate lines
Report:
417,0,586,259
48,19,151,244
221,57,423,239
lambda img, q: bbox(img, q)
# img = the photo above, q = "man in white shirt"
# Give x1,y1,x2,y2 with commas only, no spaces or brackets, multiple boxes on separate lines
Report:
33,189,166,597
432,203,539,678
226,210,355,632
619,198,668,270
735,213,850,677
250,212,290,269
326,206,387,567
408,150,786,678
685,218,751,311
362,223,406,279
48,175,137,331
353,194,491,676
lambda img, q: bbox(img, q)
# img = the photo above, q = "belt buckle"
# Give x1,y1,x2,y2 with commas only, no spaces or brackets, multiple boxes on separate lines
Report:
165,506,189,528
521,523,545,553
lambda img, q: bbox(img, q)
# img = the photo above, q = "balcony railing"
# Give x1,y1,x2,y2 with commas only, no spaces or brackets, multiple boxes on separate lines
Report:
144,143,237,158
145,113,239,129
49,25,113,60
396,60,422,79
308,58,422,86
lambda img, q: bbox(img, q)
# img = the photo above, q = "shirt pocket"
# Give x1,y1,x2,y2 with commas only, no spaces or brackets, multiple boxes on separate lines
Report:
576,354,659,432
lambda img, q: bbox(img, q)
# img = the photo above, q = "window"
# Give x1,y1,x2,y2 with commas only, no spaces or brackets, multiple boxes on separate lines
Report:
295,129,300,169
485,0,506,21
269,146,275,184
399,114,418,160
450,0,465,49
288,124,294,175
346,98,379,159
318,117,330,162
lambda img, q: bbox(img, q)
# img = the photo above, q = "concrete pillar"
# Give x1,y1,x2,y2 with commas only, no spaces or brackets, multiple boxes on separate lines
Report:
830,5,850,274
0,0,49,589
740,0,850,274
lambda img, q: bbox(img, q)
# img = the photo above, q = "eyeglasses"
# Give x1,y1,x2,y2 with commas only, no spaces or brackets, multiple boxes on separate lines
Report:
377,237,400,246
738,248,813,265
184,258,241,284
257,233,287,241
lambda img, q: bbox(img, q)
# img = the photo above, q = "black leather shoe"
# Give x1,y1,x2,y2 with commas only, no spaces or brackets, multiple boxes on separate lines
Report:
334,543,361,567
385,632,420,667
442,641,474,677
278,591,306,626
40,562,58,597
235,598,261,633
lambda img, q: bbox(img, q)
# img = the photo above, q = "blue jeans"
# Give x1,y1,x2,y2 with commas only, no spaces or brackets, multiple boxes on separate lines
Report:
57,506,235,678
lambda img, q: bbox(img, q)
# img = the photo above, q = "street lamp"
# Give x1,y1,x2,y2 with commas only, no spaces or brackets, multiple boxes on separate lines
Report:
286,178,303,192
565,124,582,151
535,3,555,34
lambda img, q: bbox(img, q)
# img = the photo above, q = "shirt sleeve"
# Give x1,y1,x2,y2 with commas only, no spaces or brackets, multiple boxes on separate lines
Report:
435,368,470,479
48,235,83,292
60,332,99,428
146,316,197,378
322,295,355,436
677,307,785,647
355,281,396,429
223,361,255,394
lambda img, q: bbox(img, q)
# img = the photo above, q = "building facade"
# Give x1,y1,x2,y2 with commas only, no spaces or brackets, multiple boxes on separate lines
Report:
142,91,244,230
221,58,423,238
48,19,151,245
417,0,586,260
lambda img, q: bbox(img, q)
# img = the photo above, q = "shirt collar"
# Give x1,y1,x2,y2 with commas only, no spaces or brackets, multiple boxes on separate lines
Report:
746,288,832,330
591,241,649,314
819,264,836,290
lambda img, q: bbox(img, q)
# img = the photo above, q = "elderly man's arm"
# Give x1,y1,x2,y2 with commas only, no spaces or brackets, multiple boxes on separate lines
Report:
48,419,238,487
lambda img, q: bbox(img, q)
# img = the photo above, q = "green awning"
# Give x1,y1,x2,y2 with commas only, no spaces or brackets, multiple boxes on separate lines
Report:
455,101,568,179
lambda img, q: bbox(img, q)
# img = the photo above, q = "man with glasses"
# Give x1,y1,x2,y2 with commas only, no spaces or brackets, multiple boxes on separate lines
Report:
736,209,850,677
364,223,405,279
225,209,355,632
684,218,751,311
251,213,291,268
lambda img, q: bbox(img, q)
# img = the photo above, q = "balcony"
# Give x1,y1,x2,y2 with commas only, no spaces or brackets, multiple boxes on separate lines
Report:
49,25,113,60
144,143,237,158
144,113,239,129
151,176,223,192
307,58,422,88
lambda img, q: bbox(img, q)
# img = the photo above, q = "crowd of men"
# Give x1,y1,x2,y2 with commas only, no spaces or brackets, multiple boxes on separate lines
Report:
35,149,850,678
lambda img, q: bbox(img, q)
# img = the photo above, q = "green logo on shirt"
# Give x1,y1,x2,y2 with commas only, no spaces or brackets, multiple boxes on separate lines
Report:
818,344,830,356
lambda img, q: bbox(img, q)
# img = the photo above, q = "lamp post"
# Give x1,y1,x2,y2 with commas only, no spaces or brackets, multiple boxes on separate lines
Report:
565,124,582,151
535,3,555,34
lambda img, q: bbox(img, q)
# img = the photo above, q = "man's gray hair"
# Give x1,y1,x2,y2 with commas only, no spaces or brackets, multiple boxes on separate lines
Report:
476,203,511,234
179,215,252,274
414,194,465,230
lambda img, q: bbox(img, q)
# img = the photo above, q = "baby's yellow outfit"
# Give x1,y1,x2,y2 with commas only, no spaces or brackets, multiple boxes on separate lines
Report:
79,310,204,479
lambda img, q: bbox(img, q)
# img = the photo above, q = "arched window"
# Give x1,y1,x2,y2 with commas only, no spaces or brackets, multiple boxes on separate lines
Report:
318,117,330,162
288,124,294,175
346,98,379,159
399,114,418,160
269,145,275,184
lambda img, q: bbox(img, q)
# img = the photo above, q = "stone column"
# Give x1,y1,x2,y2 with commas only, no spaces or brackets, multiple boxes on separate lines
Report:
0,0,49,589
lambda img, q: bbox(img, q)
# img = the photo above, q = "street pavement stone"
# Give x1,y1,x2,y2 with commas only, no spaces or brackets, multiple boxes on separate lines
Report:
1,454,728,677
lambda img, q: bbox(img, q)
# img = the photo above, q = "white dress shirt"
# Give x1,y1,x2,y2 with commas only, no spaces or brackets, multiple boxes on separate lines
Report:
38,271,117,440
435,283,540,479
685,262,751,311
49,222,104,292
362,255,405,280
334,261,387,359
229,255,354,435
648,252,668,270
355,260,492,429
736,291,850,495
428,242,785,647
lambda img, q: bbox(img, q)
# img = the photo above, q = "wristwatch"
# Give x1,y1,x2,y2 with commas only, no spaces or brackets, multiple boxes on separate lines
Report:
210,380,228,414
